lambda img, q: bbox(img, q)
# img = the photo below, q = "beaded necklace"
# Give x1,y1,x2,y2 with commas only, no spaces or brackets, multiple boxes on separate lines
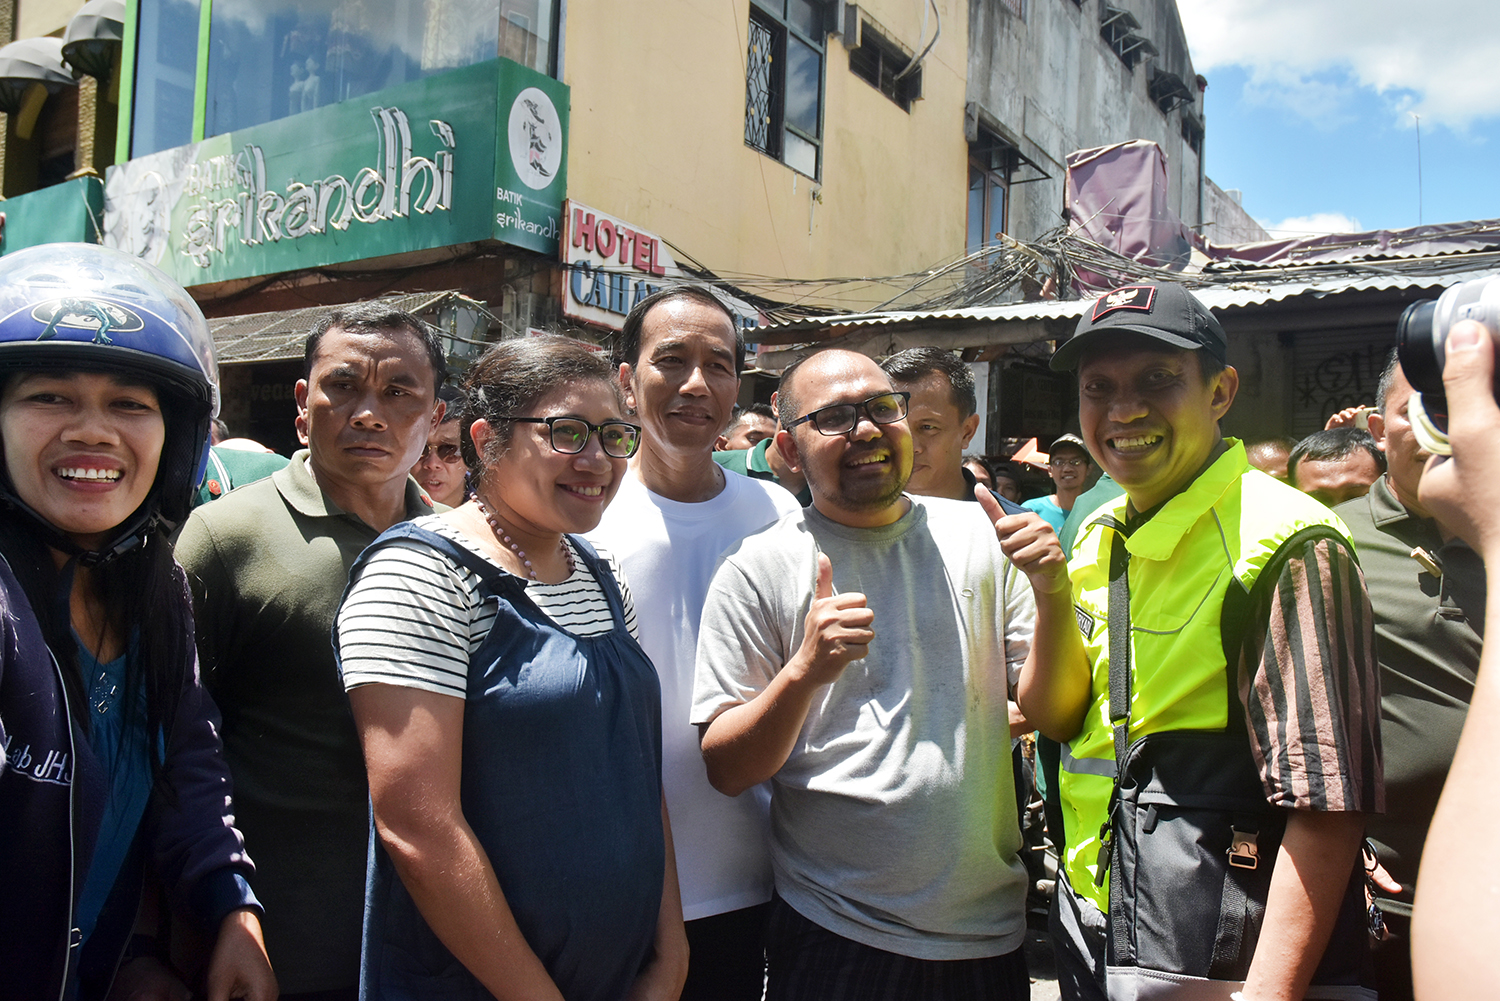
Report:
472,496,575,582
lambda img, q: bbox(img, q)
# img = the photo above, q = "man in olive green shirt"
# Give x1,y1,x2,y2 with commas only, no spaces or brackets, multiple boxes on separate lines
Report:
176,304,445,999
1333,355,1483,1001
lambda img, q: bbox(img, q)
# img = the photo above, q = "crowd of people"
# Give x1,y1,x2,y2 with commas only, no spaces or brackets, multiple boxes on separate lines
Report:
2,242,1496,1001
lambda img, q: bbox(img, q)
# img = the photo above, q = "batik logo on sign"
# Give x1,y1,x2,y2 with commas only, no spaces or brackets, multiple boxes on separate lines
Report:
1092,285,1156,321
508,87,561,191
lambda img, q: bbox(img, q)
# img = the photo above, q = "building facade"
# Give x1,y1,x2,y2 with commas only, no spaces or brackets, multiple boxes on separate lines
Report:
0,0,1225,434
966,0,1207,249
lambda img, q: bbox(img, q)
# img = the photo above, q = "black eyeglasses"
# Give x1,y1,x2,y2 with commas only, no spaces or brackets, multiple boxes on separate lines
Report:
418,442,463,464
784,392,910,437
505,416,643,458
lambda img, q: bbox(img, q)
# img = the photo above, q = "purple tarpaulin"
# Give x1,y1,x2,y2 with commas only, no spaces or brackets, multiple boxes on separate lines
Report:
1063,139,1500,296
1064,140,1195,292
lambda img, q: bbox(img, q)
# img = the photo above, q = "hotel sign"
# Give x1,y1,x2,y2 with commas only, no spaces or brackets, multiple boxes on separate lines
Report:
561,200,762,334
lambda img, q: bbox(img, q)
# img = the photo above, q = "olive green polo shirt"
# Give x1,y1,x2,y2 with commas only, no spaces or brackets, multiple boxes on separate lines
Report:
174,450,436,993
1336,475,1484,918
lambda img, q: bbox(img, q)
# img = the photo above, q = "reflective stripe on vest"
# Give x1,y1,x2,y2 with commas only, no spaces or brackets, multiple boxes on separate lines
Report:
1056,441,1352,911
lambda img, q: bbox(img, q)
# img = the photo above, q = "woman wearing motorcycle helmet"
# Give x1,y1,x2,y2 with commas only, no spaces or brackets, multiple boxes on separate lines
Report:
0,244,276,1001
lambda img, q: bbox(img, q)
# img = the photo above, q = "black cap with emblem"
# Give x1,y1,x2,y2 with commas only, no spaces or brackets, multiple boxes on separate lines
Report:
1050,282,1227,372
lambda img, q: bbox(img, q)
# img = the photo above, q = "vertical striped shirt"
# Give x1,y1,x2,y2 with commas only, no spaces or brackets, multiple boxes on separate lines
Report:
1238,534,1384,813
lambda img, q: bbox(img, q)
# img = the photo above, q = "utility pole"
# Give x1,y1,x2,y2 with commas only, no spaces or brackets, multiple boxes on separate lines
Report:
1413,112,1424,226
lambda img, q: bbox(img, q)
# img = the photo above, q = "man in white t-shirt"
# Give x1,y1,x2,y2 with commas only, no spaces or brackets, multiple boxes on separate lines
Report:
589,286,800,1001
693,349,1071,1000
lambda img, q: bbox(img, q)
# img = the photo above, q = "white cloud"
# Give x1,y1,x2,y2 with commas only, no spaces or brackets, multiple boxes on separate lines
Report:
1256,212,1365,237
1177,0,1500,131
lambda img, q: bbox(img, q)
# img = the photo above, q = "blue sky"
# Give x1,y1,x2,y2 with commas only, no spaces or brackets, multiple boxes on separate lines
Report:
1176,1,1500,237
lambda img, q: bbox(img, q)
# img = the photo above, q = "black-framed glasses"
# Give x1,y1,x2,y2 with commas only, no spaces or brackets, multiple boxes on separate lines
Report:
505,416,643,458
419,442,463,464
784,392,910,437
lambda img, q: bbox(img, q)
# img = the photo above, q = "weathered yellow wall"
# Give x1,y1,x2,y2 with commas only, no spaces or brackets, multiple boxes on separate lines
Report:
563,0,968,303
17,0,82,39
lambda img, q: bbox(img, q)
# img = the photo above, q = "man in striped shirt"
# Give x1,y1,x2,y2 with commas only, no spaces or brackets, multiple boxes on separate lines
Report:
1024,283,1383,1001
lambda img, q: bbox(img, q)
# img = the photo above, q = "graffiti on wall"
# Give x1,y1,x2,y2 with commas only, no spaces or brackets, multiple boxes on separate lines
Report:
1294,340,1391,434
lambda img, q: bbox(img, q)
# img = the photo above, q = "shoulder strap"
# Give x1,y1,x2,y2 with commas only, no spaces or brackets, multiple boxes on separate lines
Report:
349,522,527,603
1101,516,1133,765
564,534,632,633
1100,516,1132,963
1219,523,1348,729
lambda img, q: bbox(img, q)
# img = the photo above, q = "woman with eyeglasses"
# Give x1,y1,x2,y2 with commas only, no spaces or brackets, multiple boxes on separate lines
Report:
410,384,469,508
335,335,687,1001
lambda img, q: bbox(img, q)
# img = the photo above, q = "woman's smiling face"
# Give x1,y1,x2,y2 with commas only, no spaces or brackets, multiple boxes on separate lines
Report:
1,371,166,549
472,379,629,540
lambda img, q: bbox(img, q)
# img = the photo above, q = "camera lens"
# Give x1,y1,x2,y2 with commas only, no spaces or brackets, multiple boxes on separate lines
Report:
1396,299,1443,396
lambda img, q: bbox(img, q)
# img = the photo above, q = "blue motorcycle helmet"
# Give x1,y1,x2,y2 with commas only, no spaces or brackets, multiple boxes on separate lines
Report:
0,243,218,563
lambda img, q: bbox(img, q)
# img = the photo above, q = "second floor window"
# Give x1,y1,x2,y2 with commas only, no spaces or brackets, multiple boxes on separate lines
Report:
131,0,202,157
197,0,556,140
967,155,1008,255
744,0,824,179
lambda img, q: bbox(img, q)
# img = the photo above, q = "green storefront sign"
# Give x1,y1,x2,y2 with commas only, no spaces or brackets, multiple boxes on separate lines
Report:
0,176,104,256
102,58,566,286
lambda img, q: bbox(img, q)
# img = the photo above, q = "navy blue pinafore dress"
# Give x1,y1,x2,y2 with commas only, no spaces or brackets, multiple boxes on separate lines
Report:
338,523,664,1001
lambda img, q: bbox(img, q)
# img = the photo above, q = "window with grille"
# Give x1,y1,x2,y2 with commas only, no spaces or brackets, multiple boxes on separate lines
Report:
744,0,825,178
849,24,921,111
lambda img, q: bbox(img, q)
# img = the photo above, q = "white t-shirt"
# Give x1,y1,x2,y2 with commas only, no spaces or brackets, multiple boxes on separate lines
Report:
588,468,801,920
692,497,1034,960
339,516,636,697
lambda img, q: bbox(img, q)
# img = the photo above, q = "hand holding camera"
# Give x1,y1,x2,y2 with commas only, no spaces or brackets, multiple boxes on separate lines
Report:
1414,317,1500,564
1397,275,1500,456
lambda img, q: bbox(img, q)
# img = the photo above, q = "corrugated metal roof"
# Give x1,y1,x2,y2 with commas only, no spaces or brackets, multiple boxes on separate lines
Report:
1192,267,1500,308
1204,218,1500,266
754,266,1500,344
209,290,477,364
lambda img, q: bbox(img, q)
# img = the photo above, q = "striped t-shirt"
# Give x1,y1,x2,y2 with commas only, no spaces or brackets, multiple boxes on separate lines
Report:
338,515,638,699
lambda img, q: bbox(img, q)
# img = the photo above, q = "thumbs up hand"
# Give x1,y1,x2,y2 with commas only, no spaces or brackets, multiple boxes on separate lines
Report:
977,485,1071,595
791,552,875,686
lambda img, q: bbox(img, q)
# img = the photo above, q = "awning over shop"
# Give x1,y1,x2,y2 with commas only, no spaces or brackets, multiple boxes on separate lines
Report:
0,36,76,115
208,290,496,365
62,0,126,79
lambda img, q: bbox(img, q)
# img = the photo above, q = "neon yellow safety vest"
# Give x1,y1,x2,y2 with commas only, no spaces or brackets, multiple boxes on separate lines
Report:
1058,440,1353,910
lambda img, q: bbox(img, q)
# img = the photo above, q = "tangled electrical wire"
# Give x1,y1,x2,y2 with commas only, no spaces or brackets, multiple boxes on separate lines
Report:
672,223,1500,325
